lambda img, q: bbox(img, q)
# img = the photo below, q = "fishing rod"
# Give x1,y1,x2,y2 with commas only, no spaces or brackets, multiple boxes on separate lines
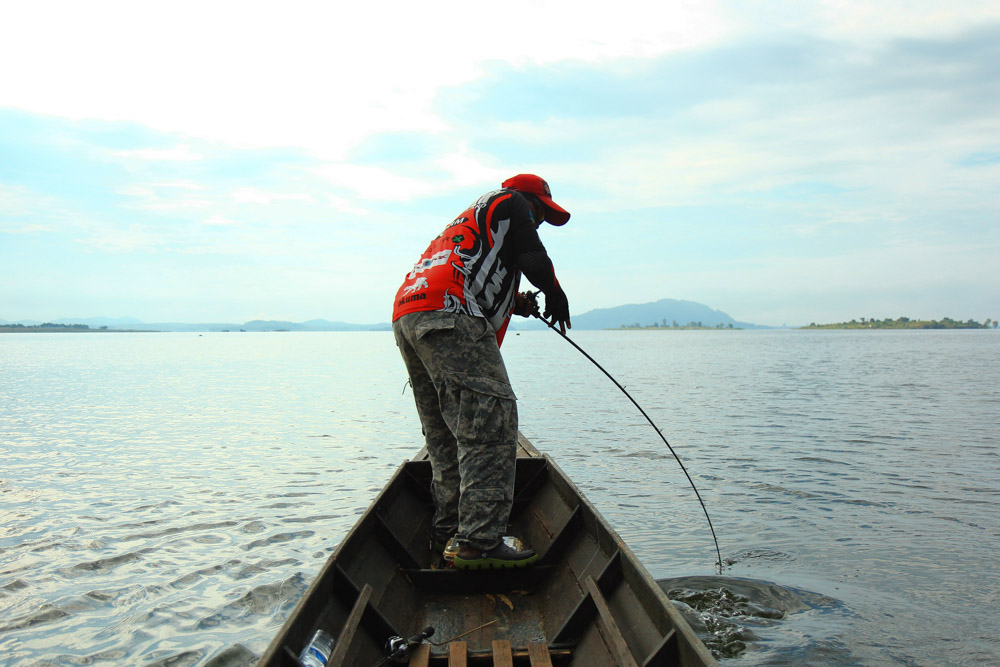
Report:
524,293,724,574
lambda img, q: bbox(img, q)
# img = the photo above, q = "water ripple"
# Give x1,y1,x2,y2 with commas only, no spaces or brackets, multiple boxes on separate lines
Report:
1,330,998,665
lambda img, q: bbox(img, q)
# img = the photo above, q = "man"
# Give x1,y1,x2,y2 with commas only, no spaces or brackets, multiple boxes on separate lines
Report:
392,174,571,570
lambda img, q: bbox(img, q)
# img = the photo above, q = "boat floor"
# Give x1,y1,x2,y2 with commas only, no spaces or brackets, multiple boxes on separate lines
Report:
408,638,560,665
262,436,717,666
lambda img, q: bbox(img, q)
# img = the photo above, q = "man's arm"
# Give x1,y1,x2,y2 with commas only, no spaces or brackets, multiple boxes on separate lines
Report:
504,192,571,333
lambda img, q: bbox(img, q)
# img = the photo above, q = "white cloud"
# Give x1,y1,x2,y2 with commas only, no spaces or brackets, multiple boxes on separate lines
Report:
113,147,203,162
117,185,211,211
0,1,725,156
326,194,370,216
0,184,91,233
3,2,995,161
434,142,507,188
81,227,166,254
150,182,205,191
202,215,239,227
716,1,1000,42
312,164,432,201
2,223,54,234
310,142,512,205
231,188,313,205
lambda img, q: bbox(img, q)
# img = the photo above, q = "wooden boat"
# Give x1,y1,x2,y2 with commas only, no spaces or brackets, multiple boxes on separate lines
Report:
260,434,717,666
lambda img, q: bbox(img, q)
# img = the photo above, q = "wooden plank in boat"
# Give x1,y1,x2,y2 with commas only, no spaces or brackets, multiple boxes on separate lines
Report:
410,643,431,667
449,641,467,667
585,575,639,667
492,639,514,667
528,641,554,667
328,583,372,666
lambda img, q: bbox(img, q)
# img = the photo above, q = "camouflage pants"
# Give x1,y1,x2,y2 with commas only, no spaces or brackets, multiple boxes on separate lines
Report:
393,311,518,551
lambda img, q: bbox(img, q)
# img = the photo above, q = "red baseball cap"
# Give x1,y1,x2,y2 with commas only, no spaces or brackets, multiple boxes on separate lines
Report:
501,174,570,225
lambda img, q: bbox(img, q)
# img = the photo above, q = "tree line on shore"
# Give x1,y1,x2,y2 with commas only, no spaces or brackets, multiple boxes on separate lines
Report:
803,317,996,329
0,323,108,331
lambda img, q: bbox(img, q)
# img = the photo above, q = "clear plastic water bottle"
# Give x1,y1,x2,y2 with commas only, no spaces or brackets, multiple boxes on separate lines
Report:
298,629,335,667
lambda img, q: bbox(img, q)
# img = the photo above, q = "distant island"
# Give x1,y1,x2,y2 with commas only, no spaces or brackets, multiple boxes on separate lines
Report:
0,323,148,332
802,317,996,330
617,320,740,330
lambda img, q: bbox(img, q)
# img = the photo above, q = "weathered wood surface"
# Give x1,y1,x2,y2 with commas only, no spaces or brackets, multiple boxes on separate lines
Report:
259,432,717,666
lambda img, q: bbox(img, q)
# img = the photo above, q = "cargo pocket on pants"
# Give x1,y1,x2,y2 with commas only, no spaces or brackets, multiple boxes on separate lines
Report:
452,374,517,445
412,313,457,341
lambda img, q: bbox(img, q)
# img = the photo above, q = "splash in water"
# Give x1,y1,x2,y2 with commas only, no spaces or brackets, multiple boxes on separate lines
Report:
660,575,844,662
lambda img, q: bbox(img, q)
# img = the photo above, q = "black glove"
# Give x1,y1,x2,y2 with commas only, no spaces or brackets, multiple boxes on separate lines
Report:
543,287,571,334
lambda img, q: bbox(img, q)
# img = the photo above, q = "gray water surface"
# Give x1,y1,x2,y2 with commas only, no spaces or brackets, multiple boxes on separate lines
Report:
1,330,998,665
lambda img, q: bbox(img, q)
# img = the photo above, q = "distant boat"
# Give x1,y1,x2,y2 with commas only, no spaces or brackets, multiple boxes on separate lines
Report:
259,434,716,666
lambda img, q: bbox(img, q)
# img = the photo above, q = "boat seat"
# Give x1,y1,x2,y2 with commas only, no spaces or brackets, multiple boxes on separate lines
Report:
408,639,555,666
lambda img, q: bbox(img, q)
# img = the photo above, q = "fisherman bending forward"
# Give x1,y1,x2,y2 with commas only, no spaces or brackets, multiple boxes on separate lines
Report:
392,174,572,569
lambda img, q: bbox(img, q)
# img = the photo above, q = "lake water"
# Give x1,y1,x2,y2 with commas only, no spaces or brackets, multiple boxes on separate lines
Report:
1,329,998,665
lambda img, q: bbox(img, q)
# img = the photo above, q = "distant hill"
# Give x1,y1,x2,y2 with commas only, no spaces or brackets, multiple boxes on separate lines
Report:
3,299,767,332
0,318,392,332
515,298,768,330
138,319,393,332
240,319,391,332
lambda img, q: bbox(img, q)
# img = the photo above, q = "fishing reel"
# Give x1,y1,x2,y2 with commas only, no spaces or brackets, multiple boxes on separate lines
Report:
514,290,541,318
383,626,434,662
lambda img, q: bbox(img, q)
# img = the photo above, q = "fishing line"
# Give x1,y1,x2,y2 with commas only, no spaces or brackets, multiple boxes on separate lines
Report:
527,302,723,574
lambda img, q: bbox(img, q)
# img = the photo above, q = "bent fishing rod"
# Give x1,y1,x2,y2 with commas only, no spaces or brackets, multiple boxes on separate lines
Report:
526,296,724,574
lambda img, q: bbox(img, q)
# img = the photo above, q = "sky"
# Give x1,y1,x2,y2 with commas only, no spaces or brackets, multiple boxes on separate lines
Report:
1,1,998,327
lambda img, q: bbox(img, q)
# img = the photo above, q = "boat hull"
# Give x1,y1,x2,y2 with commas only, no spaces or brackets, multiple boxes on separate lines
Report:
260,436,716,666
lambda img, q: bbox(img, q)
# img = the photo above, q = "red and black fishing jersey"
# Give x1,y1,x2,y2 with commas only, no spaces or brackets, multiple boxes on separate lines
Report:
392,188,546,344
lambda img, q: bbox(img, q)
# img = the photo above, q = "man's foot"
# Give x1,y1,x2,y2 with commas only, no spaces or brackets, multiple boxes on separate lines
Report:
453,542,538,570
